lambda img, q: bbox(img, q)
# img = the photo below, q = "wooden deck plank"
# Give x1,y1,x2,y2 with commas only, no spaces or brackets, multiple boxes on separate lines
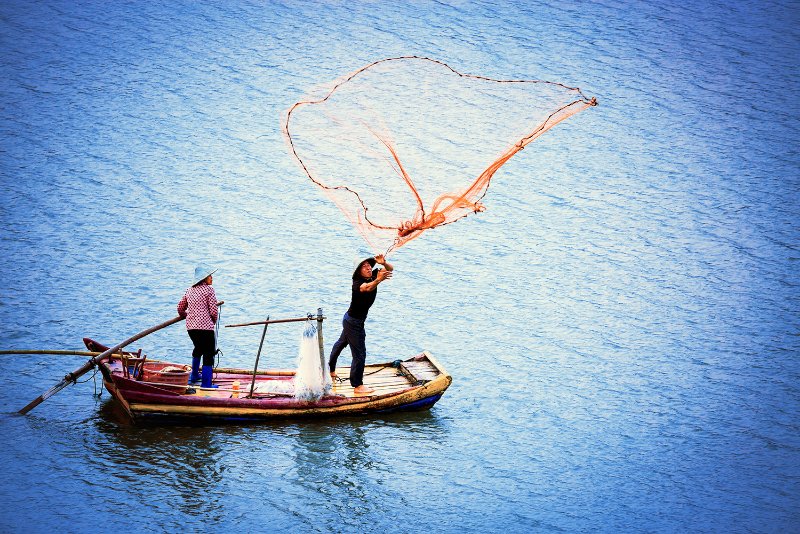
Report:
409,371,439,380
334,380,412,392
400,360,440,383
332,381,410,391
199,375,415,399
184,363,421,399
331,387,411,398
403,362,438,373
403,360,436,368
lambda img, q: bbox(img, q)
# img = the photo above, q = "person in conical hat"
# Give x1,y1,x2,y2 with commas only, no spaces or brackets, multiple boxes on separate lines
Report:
328,254,393,395
177,265,220,388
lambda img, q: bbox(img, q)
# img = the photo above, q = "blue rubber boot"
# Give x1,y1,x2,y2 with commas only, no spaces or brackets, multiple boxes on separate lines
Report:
189,356,201,384
201,365,218,389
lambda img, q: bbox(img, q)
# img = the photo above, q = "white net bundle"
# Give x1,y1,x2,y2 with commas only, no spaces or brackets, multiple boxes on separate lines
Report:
293,321,332,401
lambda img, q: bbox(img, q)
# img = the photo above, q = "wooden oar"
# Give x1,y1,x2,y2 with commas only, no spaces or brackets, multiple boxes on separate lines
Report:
18,315,184,415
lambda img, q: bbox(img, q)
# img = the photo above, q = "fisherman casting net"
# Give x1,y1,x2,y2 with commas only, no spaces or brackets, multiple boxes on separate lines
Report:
283,56,597,255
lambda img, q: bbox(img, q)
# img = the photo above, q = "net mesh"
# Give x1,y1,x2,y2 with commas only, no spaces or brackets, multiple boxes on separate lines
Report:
283,56,597,254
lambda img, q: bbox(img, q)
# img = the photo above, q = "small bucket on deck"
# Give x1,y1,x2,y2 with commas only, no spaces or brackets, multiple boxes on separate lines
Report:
141,362,191,386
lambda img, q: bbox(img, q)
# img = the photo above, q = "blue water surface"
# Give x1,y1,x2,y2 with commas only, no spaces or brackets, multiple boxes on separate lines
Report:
1,1,798,532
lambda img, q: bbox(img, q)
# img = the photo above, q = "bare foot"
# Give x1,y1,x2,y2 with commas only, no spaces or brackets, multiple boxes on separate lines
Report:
354,385,375,395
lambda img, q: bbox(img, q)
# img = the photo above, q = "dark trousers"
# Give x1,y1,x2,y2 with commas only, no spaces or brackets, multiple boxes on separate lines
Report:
188,329,216,366
328,313,367,387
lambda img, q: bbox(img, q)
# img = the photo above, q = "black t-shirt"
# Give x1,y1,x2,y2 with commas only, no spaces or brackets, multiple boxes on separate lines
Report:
347,268,378,320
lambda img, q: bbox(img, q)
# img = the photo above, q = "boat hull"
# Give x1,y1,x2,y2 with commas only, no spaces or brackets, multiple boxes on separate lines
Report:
86,339,452,424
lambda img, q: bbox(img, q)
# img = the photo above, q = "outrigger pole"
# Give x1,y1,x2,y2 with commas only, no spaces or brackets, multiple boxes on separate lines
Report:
19,315,184,415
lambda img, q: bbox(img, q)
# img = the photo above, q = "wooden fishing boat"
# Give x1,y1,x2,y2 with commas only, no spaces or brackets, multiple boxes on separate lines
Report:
83,338,452,424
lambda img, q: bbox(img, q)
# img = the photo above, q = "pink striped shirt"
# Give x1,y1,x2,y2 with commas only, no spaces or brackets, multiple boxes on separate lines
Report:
177,284,218,330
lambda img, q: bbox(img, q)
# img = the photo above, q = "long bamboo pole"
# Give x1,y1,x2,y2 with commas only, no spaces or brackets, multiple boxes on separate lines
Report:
214,367,295,376
18,315,184,415
0,350,103,357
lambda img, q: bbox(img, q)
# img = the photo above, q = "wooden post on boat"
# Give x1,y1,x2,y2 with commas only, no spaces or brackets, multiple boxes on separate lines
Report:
316,308,326,377
18,315,185,415
247,316,269,399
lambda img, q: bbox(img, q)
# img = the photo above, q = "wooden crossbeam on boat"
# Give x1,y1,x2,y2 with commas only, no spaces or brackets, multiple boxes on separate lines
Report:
225,314,325,328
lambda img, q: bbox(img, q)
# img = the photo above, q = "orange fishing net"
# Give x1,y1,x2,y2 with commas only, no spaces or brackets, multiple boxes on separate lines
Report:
283,56,596,255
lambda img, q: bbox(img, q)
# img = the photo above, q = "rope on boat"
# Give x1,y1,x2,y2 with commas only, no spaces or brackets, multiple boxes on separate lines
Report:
65,365,101,398
92,369,102,397
74,368,98,384
332,362,400,383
